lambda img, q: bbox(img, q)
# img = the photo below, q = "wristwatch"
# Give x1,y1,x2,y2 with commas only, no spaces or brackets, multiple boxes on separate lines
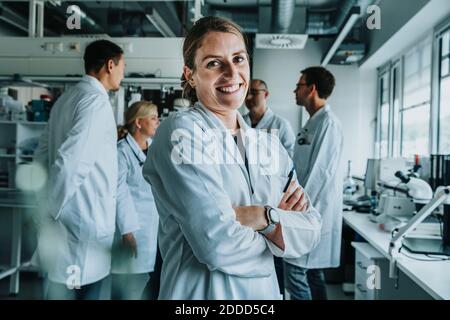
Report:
258,206,280,236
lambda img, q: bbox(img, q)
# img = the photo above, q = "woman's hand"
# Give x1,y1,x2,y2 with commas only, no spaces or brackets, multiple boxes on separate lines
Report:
122,232,138,258
234,205,267,231
278,181,309,212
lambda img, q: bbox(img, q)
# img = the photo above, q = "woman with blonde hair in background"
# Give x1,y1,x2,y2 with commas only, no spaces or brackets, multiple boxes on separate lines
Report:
111,100,161,299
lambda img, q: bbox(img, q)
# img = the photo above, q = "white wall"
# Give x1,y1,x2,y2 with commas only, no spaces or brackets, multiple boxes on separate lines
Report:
250,39,377,176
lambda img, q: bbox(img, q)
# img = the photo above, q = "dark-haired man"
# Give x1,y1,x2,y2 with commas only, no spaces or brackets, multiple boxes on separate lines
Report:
34,40,137,299
284,67,343,300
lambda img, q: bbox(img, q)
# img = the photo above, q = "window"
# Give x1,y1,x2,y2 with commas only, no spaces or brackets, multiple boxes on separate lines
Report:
376,62,401,158
439,30,450,153
376,17,450,159
392,62,402,156
400,37,432,157
379,72,390,158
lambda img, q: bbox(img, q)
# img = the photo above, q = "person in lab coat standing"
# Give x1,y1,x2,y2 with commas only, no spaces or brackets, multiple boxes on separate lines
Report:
284,66,343,300
244,79,296,156
111,101,161,300
244,78,296,295
33,40,127,300
142,16,322,300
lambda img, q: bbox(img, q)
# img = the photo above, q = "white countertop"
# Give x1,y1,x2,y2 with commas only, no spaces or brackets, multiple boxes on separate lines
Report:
343,211,450,300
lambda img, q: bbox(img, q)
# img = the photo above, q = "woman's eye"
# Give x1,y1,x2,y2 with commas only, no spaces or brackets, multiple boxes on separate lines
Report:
207,60,221,68
234,55,245,63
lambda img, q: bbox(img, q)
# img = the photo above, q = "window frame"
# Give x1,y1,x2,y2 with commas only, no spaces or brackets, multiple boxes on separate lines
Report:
433,18,450,154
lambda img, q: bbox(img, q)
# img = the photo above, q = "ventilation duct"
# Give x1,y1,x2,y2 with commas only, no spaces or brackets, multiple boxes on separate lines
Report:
272,0,295,34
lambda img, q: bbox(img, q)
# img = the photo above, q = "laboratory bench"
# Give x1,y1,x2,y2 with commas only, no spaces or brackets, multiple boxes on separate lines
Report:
343,210,450,300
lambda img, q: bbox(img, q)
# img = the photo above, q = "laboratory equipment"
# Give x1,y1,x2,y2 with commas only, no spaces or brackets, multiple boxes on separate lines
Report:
394,171,433,203
378,157,410,184
375,170,433,231
343,160,357,201
375,195,416,231
128,92,142,107
389,186,450,278
0,88,24,115
29,95,53,122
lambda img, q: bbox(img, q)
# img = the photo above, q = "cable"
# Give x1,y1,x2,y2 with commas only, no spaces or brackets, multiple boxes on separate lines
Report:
400,248,450,261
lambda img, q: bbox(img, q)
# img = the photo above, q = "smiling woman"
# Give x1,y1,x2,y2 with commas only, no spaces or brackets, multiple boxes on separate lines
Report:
181,17,249,107
142,16,322,300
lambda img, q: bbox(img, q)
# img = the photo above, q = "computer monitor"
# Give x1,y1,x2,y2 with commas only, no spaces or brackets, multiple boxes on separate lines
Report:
364,159,379,191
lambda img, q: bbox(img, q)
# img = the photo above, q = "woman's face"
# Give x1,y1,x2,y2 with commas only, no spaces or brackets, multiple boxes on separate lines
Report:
136,112,159,138
184,31,250,114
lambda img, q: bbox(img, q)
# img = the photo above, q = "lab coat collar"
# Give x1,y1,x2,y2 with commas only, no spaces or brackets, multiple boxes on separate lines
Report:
125,133,147,162
81,75,109,98
194,102,255,195
254,107,273,129
306,104,330,125
194,102,250,134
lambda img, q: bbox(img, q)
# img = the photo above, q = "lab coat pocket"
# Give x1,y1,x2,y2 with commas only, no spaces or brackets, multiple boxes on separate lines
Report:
95,194,116,239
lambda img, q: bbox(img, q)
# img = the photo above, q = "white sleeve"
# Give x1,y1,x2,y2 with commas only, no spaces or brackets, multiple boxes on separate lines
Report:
262,145,322,259
48,94,112,219
145,117,273,277
115,148,140,235
279,119,296,158
266,187,322,259
301,120,343,206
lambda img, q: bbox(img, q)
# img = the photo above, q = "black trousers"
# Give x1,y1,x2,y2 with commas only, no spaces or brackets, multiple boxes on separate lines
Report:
141,247,163,300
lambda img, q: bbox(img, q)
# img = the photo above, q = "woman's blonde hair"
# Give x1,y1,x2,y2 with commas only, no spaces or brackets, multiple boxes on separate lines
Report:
181,16,249,105
118,100,158,140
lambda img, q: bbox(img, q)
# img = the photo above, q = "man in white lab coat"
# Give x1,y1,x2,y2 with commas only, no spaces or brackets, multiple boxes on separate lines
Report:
33,40,133,299
284,67,343,300
244,79,296,156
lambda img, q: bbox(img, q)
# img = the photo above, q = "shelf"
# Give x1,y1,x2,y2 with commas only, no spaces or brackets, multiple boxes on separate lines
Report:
0,154,16,158
17,121,47,126
0,120,47,125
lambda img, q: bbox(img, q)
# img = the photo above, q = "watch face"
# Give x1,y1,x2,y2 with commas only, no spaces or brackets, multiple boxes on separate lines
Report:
269,208,280,224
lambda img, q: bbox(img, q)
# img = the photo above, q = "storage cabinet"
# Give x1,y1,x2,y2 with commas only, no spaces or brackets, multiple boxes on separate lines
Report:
352,242,398,300
351,242,434,300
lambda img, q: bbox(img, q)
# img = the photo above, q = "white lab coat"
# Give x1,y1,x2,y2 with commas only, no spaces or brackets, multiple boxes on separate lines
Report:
142,102,322,300
33,75,119,286
111,134,159,274
289,105,343,269
243,108,296,157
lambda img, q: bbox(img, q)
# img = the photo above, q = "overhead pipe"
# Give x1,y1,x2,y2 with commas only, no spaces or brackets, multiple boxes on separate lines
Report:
272,0,295,34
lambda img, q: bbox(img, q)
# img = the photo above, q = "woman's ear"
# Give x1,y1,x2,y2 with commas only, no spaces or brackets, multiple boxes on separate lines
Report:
135,118,141,129
183,65,195,88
